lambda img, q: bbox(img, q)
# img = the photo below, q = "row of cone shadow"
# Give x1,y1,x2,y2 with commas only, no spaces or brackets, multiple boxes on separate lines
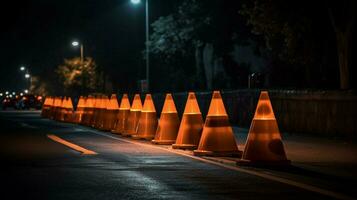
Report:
41,91,290,166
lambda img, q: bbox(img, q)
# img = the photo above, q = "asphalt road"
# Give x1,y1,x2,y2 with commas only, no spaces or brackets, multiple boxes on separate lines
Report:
0,111,352,199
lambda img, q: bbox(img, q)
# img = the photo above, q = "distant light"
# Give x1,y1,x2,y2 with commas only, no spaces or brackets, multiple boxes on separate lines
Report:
20,66,26,71
72,41,79,47
20,93,24,96
12,92,15,95
5,91,9,95
9,94,13,98
24,89,29,94
0,93,3,97
131,0,141,4
25,73,30,78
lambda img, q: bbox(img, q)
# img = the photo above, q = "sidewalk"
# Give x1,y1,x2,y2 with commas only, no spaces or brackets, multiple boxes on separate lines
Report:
233,126,357,180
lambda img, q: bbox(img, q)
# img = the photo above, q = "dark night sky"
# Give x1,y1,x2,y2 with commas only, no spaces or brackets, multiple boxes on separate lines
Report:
0,0,177,92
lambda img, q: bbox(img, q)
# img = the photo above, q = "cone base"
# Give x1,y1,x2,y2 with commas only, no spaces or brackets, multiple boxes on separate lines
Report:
121,132,134,137
151,139,175,145
193,149,242,157
111,129,122,135
171,144,197,150
237,159,291,167
131,134,154,140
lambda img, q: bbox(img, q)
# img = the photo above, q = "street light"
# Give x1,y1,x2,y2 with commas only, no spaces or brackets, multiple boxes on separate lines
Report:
130,0,141,4
24,89,29,94
131,0,150,91
25,73,30,79
20,66,26,71
72,40,84,63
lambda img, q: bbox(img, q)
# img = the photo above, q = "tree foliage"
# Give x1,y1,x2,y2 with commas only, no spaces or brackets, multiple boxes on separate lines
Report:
240,0,356,89
149,0,210,60
56,57,103,95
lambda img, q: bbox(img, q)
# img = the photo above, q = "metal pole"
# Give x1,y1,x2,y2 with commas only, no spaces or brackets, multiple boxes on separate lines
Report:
145,0,149,91
80,44,84,63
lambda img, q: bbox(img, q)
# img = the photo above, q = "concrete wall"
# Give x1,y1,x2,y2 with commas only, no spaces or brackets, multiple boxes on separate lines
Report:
144,90,357,138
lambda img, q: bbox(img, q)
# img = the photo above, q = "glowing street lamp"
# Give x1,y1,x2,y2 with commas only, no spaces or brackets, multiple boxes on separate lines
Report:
24,89,29,94
25,73,31,79
0,93,3,97
71,40,84,63
12,92,16,95
20,66,26,71
131,0,150,91
5,91,9,95
130,0,141,4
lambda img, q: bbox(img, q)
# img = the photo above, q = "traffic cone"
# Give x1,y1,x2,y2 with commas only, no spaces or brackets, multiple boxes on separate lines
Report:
50,97,61,120
132,94,158,140
95,95,109,129
45,97,55,118
152,94,180,145
122,94,142,137
193,91,241,157
41,96,52,118
90,96,100,127
63,97,74,122
73,96,86,124
102,94,119,131
112,94,131,134
58,97,67,122
81,96,94,126
237,91,290,166
172,92,203,150
55,97,65,121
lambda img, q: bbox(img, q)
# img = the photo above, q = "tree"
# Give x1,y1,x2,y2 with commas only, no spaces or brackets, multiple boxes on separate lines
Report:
328,0,356,89
149,0,210,89
56,57,103,96
240,0,356,89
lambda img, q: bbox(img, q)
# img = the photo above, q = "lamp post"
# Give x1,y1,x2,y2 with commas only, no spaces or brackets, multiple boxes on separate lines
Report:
131,0,150,91
72,41,84,63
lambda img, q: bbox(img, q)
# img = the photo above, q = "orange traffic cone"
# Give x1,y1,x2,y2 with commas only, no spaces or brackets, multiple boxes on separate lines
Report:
95,95,109,129
81,96,94,126
112,94,131,134
152,94,180,145
45,97,55,118
73,96,86,124
122,94,142,137
90,96,101,127
193,91,241,157
55,97,65,121
132,94,158,140
63,97,74,122
102,94,119,131
41,96,52,118
50,97,61,120
172,92,204,150
237,91,290,166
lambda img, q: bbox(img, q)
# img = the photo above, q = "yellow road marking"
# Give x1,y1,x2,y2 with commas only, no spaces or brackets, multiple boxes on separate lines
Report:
89,130,353,200
47,134,97,155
